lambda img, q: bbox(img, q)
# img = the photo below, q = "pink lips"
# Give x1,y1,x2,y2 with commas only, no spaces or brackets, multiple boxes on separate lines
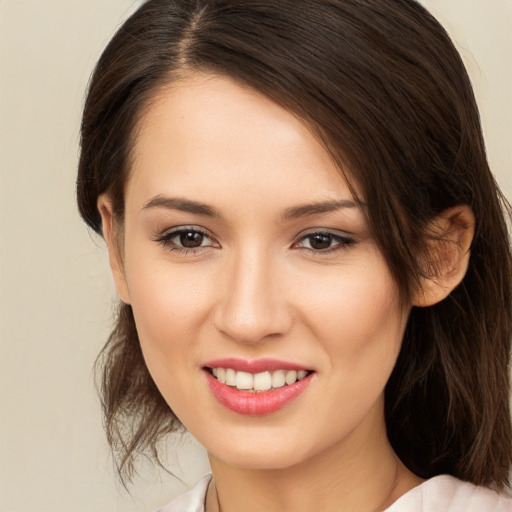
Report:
204,358,314,416
205,358,311,373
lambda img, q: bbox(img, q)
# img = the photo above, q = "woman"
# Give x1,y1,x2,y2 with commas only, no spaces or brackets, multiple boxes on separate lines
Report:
77,0,512,510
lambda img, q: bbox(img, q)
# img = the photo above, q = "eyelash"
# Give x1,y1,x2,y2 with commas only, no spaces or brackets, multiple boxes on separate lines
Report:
293,231,356,254
154,227,356,255
154,226,217,255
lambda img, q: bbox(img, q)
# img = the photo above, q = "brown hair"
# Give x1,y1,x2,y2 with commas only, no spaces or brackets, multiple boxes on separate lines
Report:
77,0,512,488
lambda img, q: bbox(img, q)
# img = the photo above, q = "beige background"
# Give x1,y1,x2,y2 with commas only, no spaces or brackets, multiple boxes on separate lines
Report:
0,1,510,511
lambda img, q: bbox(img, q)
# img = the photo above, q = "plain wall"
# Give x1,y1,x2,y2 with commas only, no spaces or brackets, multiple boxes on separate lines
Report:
0,1,510,511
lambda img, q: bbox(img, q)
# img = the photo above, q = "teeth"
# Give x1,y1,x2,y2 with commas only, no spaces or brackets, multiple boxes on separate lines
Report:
235,371,253,390
210,367,310,391
216,368,226,384
253,371,272,391
285,370,297,385
225,368,236,386
271,370,286,388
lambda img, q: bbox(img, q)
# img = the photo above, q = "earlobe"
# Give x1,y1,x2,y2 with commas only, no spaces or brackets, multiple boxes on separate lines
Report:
97,195,131,304
412,205,475,308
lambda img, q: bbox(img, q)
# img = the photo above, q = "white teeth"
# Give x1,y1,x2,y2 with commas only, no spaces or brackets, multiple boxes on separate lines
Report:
235,371,254,390
253,371,272,391
216,367,226,384
225,368,236,386
210,367,310,391
271,370,286,388
285,370,297,385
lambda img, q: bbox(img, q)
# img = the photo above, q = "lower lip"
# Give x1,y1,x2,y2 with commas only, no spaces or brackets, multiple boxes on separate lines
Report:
205,370,314,416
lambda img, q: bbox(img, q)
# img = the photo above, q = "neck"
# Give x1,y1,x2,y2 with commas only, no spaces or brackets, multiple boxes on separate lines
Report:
207,407,422,512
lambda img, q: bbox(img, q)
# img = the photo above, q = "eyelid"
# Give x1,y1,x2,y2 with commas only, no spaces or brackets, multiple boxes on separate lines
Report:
153,225,355,254
154,225,220,250
292,228,357,252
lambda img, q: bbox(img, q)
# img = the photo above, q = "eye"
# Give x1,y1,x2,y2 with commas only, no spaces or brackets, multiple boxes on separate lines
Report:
155,227,218,252
176,230,209,248
294,231,355,252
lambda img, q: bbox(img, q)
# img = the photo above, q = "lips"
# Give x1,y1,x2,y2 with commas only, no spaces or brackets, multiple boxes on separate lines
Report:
203,358,315,416
205,358,311,373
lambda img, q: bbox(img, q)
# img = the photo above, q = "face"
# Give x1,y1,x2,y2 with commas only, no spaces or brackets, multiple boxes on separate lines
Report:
102,74,411,470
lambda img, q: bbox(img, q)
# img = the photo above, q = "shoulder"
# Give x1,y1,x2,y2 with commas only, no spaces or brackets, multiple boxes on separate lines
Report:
156,474,212,512
386,475,512,512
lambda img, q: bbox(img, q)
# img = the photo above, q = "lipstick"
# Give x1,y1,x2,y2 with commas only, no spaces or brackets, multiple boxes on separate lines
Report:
203,358,314,416
204,358,311,374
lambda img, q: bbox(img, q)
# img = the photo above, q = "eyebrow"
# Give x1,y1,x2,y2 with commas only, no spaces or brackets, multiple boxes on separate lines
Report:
142,196,221,217
282,199,359,220
142,195,360,220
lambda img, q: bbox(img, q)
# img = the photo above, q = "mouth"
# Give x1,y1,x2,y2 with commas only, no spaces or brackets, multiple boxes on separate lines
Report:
203,359,316,416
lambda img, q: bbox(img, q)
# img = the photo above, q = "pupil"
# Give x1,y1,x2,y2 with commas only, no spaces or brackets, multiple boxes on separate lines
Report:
180,231,203,248
310,234,332,250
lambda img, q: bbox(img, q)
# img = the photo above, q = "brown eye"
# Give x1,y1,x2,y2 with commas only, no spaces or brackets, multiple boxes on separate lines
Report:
295,231,355,253
155,227,216,252
180,231,205,248
308,233,333,250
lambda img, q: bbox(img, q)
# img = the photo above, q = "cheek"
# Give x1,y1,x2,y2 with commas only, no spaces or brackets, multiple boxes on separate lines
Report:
124,229,214,322
302,256,406,386
125,265,214,422
302,255,404,340
122,244,217,386
130,269,210,327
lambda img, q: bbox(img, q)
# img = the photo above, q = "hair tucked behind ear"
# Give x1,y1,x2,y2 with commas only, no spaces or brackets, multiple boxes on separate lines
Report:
78,0,512,487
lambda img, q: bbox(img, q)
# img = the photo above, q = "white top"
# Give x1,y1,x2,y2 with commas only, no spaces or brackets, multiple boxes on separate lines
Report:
157,473,512,512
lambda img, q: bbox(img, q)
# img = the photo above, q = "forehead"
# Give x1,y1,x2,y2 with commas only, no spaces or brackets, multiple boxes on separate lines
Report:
127,73,356,213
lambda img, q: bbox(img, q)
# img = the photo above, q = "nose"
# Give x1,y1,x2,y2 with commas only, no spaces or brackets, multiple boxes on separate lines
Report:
213,247,292,345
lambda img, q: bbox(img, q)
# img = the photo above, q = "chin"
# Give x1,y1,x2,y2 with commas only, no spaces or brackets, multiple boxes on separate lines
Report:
211,447,305,471
204,427,322,471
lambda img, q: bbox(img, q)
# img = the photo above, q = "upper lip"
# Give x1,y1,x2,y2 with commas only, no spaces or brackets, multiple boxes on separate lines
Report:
203,358,312,374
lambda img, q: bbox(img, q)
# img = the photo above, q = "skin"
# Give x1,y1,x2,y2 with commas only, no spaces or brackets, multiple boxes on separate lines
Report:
99,73,473,511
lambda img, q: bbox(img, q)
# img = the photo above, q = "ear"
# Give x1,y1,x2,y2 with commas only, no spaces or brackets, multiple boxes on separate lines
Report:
97,195,131,304
412,205,475,307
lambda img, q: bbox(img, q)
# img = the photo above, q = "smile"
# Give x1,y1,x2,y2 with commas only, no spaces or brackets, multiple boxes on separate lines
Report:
203,359,315,416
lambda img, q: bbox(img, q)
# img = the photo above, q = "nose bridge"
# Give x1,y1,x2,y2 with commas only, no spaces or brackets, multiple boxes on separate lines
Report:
214,243,290,344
